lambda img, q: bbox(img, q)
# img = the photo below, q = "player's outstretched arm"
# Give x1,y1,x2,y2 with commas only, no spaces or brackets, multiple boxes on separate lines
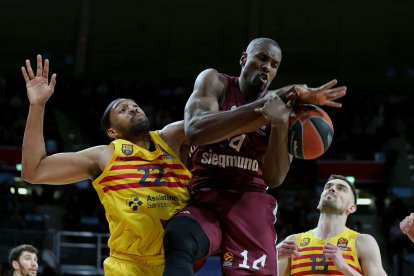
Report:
21,55,104,185
356,234,388,276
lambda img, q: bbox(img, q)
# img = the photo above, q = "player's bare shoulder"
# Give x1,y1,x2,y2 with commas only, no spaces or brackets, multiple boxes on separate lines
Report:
196,69,228,98
81,144,114,177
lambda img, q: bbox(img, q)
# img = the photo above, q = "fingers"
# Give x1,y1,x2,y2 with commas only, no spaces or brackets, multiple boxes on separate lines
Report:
323,100,343,108
43,58,49,79
319,79,338,90
21,66,30,83
49,73,57,91
277,241,300,258
26,59,35,79
36,54,43,77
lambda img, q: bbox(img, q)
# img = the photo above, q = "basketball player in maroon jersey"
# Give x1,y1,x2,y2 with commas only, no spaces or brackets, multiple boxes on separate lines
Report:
163,37,347,275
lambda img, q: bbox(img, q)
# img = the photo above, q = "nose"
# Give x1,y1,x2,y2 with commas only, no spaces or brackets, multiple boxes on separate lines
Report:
261,62,271,72
129,107,138,114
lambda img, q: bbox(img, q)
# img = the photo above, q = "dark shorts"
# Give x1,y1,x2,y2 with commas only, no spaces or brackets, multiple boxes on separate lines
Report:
176,189,278,275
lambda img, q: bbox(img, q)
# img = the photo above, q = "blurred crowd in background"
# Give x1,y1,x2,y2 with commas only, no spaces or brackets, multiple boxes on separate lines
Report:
0,72,413,274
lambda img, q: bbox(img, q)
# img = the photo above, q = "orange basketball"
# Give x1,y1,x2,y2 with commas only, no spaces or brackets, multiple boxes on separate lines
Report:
288,104,334,160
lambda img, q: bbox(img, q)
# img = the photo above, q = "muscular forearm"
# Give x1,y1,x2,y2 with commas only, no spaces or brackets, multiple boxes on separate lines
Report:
185,98,268,145
21,104,47,182
262,125,291,188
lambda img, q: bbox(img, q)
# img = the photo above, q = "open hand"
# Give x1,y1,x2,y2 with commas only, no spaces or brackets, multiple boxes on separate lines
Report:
294,79,346,108
21,54,56,106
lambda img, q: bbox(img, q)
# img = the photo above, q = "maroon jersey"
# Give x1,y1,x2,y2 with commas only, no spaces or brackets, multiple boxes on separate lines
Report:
188,74,270,192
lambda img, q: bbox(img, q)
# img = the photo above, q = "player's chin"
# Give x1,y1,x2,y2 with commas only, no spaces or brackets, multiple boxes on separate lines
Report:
251,81,267,93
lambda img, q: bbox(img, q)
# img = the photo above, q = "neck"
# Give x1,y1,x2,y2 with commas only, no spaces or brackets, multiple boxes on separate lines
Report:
238,77,264,102
127,133,152,150
313,212,348,240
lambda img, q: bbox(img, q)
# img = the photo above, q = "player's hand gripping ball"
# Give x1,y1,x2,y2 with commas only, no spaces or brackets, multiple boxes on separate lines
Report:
288,104,334,160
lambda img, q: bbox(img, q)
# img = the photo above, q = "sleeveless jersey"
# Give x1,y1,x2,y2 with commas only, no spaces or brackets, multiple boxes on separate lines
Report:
188,74,270,192
92,131,191,260
291,228,362,275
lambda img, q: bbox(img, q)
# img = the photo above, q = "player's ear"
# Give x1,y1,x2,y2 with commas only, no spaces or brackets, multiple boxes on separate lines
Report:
107,128,118,140
12,260,19,270
240,52,247,66
347,204,357,215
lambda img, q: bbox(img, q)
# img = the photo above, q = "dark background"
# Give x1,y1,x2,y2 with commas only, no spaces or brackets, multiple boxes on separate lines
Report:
1,0,414,275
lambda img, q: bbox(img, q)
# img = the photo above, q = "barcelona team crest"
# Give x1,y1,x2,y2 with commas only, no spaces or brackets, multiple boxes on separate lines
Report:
300,238,310,246
122,144,134,155
337,237,348,249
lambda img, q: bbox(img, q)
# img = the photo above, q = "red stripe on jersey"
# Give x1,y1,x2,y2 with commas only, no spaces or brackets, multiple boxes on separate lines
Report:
291,270,345,275
298,246,323,253
299,246,351,252
110,163,185,171
115,154,173,162
291,260,335,269
294,253,354,262
102,182,187,192
99,172,190,184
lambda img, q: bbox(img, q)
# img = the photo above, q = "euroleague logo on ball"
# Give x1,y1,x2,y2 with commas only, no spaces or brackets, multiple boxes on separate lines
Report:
288,104,334,160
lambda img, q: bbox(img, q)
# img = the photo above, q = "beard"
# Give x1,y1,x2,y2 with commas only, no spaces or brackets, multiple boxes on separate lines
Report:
130,117,151,136
249,77,267,93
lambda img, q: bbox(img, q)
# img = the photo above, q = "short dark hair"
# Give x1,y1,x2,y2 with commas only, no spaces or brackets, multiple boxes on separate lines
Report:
101,98,125,132
328,174,358,204
8,244,38,268
246,37,281,54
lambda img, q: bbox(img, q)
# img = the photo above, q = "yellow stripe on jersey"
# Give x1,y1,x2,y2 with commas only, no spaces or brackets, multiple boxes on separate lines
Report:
291,228,362,275
92,131,191,260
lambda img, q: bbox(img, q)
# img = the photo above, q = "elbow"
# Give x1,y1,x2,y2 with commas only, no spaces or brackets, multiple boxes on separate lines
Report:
21,171,41,184
185,124,204,146
264,175,286,188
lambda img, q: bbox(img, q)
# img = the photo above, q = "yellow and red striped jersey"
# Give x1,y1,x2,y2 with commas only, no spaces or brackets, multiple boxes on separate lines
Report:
92,131,191,261
291,227,362,275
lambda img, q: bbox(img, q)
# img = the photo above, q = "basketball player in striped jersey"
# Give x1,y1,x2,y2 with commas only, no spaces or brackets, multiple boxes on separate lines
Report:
277,175,387,276
163,37,347,276
20,55,191,275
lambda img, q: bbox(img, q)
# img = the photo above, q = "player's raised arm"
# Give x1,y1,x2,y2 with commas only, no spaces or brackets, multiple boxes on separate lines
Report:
21,55,104,185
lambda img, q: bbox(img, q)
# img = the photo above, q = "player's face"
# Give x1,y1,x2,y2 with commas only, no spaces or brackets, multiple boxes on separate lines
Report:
109,99,150,139
13,251,38,276
240,43,281,93
317,179,355,214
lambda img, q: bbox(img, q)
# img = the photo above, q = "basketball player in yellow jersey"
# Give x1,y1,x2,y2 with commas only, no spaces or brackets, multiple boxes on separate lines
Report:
20,55,191,275
277,175,387,276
